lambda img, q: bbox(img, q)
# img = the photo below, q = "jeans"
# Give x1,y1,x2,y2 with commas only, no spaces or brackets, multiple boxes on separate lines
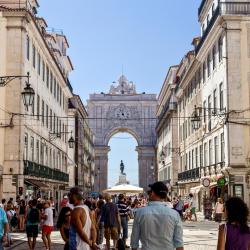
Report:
0,239,3,250
120,216,128,239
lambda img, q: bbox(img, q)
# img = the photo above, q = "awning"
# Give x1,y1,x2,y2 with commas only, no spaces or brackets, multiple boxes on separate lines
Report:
25,179,50,190
209,182,218,189
190,185,204,194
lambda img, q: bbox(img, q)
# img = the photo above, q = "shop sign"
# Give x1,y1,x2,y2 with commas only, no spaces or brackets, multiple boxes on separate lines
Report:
202,178,210,188
217,177,227,186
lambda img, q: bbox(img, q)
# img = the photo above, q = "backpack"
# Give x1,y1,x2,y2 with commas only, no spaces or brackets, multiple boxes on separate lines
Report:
28,208,39,223
10,213,18,228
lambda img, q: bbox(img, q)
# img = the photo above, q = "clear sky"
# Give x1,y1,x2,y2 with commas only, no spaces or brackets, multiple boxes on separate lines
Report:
39,0,201,187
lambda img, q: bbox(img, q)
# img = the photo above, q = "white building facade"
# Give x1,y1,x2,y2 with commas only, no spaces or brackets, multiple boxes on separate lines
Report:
0,1,74,201
175,0,250,211
156,66,179,196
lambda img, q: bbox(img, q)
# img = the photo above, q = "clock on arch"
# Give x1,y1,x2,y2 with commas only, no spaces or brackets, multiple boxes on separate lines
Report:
114,105,131,120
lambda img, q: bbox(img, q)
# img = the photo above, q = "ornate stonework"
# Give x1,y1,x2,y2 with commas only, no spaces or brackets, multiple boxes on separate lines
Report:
87,75,157,191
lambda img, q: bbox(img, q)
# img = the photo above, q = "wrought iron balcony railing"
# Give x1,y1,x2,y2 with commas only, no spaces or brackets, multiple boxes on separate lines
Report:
196,2,250,54
178,167,200,181
24,160,69,182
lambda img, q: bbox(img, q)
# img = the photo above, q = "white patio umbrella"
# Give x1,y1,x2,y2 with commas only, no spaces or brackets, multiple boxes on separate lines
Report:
103,184,143,195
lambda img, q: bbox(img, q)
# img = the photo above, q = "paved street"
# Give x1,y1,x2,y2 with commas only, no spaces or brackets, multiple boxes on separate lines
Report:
8,220,219,250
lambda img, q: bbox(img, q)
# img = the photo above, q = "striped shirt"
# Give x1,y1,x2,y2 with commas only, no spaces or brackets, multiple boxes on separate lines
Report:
117,200,129,217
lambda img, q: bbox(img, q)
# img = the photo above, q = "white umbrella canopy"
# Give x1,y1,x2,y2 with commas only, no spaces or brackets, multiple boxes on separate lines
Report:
103,184,143,195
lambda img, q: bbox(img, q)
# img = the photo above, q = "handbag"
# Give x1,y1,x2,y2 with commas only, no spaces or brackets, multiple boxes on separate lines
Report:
117,235,125,250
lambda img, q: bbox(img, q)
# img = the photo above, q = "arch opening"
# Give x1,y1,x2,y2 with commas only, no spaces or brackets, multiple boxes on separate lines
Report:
107,131,139,188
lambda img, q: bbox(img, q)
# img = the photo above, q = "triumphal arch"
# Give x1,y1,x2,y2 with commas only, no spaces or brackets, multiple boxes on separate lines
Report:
87,75,157,192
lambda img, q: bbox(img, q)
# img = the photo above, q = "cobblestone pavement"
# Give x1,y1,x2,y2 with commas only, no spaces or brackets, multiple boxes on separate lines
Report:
8,220,219,250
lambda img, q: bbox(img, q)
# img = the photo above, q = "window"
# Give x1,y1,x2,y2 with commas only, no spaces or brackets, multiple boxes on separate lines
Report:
31,95,35,116
37,95,40,120
24,133,28,160
46,105,49,128
195,147,198,168
207,54,211,77
206,14,210,27
192,149,194,169
202,24,205,35
204,143,207,167
200,145,203,167
40,142,44,165
59,88,62,106
54,79,57,98
212,3,215,15
53,113,56,132
203,62,206,83
49,148,52,167
57,83,59,102
41,100,44,125
189,151,191,170
46,66,49,88
214,89,217,114
50,109,52,131
212,45,216,70
203,100,207,123
221,133,225,162
219,82,224,111
214,136,218,164
26,35,30,60
208,95,212,121
209,139,213,165
32,44,36,68
50,72,53,93
37,53,41,75
36,139,40,163
30,136,34,161
219,36,223,62
42,61,45,82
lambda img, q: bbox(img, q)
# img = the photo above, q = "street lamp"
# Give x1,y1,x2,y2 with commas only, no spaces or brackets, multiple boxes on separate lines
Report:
0,72,35,109
68,134,75,149
191,105,201,131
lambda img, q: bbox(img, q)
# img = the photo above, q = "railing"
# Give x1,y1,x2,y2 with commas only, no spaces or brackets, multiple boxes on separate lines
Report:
157,101,177,124
0,0,35,14
195,6,220,54
220,2,250,15
23,160,69,182
196,2,250,55
178,167,200,181
198,0,207,16
67,78,73,93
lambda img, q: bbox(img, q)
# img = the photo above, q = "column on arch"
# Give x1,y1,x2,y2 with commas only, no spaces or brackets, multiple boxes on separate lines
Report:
136,146,156,191
94,146,110,192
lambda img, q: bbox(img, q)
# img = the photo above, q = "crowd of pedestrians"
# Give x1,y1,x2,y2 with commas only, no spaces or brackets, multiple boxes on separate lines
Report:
0,182,250,249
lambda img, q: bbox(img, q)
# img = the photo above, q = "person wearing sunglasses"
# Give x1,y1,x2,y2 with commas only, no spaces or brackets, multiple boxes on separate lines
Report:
57,207,72,250
131,181,183,250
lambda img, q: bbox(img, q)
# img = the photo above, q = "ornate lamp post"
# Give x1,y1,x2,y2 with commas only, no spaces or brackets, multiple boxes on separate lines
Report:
0,72,35,109
191,105,201,131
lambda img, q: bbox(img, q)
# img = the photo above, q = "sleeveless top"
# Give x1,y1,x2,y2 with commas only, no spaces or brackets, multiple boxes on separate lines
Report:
225,223,250,250
19,205,26,215
69,205,91,250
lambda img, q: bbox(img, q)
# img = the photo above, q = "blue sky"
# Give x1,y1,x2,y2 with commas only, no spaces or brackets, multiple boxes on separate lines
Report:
39,0,201,187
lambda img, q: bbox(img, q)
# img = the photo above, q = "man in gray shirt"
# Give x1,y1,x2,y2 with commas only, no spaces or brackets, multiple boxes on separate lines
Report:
131,181,183,250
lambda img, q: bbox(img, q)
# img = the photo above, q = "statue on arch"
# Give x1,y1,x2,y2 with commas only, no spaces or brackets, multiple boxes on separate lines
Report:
120,160,125,175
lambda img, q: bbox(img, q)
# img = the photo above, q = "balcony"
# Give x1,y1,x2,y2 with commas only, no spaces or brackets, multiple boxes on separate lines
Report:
178,167,200,181
0,0,37,15
24,160,69,183
198,0,207,16
196,2,250,55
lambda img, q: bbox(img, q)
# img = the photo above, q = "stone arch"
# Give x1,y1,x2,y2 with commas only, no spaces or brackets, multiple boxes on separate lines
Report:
87,75,157,192
104,127,141,146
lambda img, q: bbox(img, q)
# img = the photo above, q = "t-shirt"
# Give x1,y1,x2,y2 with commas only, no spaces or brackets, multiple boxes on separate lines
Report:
0,208,8,238
102,202,119,228
44,207,53,227
189,198,197,208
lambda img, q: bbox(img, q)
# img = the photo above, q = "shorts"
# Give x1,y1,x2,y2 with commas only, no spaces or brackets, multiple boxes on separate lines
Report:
26,225,38,238
42,225,53,234
190,208,196,214
104,227,118,240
